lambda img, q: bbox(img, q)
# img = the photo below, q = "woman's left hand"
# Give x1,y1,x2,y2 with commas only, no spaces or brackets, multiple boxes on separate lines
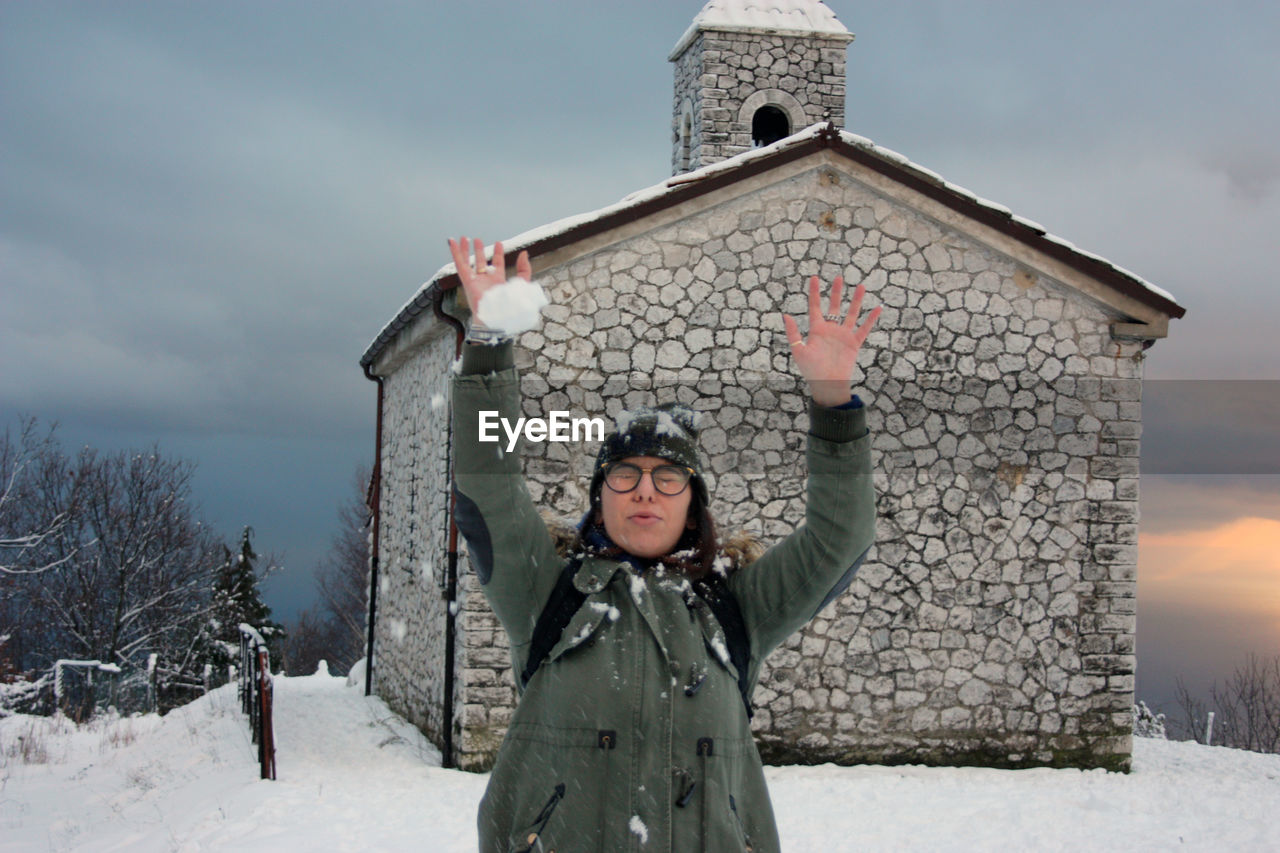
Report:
783,275,880,407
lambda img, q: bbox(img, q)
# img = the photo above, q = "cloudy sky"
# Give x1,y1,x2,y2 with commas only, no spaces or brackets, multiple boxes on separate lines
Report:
2,1,1277,714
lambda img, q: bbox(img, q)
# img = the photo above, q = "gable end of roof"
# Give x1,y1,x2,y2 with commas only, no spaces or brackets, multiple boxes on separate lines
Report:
362,124,1183,370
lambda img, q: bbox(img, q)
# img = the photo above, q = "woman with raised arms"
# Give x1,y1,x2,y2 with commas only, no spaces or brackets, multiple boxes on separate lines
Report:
447,236,879,853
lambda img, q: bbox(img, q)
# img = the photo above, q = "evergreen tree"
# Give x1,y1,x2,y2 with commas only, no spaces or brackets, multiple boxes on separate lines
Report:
205,527,285,672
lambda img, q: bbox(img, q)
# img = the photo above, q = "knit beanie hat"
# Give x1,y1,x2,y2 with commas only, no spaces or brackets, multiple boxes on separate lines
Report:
590,403,708,506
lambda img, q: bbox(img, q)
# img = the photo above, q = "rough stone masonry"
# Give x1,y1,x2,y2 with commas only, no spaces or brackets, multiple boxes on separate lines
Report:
370,160,1142,772
672,29,850,172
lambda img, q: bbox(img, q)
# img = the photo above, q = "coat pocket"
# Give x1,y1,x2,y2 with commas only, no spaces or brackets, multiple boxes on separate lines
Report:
508,783,566,853
688,736,763,853
498,724,622,852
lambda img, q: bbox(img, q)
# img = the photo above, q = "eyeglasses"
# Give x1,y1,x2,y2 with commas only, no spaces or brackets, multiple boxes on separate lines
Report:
602,462,694,496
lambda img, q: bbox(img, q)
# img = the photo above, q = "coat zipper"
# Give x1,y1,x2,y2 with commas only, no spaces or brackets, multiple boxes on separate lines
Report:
729,794,755,853
597,730,616,853
517,783,566,853
697,737,714,852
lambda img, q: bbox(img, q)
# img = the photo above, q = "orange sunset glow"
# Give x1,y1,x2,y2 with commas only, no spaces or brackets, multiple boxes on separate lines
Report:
1138,516,1280,631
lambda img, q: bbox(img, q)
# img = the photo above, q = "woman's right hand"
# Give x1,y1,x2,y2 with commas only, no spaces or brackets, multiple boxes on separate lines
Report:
447,236,532,328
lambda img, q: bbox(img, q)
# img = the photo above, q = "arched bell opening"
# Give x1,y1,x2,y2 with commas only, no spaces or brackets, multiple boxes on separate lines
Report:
752,105,790,147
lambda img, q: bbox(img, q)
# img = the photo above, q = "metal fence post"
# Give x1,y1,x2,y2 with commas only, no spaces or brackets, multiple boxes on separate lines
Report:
238,624,276,780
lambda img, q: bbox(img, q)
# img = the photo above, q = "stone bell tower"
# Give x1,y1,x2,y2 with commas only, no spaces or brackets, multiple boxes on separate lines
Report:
669,0,854,175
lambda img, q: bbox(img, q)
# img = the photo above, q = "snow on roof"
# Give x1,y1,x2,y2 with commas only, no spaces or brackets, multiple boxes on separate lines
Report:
670,0,852,58
362,123,1182,368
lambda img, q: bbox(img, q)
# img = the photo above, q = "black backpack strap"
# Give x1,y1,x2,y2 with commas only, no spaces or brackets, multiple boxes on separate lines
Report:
693,574,754,719
520,556,586,689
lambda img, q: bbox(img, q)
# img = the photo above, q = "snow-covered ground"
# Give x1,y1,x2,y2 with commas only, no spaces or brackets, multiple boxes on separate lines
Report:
2,669,1277,852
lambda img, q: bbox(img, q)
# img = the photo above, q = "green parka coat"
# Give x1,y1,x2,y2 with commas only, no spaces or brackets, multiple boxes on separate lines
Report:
452,341,875,853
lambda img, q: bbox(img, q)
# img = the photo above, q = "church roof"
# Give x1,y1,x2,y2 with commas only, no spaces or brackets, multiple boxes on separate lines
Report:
362,123,1184,370
671,0,853,58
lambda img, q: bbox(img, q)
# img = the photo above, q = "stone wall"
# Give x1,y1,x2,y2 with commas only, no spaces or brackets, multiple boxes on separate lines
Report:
453,563,515,769
376,161,1141,771
371,326,455,748
672,30,849,173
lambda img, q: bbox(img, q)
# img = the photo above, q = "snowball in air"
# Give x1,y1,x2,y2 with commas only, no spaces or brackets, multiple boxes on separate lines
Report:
476,277,549,335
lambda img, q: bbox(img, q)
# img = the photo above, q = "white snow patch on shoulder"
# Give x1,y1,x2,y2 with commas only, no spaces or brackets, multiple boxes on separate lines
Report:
709,633,732,668
588,600,621,621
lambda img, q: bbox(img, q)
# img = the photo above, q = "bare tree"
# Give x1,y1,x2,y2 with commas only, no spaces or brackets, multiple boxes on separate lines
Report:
12,438,222,674
1,418,84,671
46,440,222,666
282,606,351,677
1172,678,1211,743
1175,654,1280,754
316,465,371,667
0,417,81,577
283,465,370,676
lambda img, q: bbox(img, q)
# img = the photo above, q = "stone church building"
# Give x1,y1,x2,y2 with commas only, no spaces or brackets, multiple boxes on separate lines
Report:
360,0,1184,773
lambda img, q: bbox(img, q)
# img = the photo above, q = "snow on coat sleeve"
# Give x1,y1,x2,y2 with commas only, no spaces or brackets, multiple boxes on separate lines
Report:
451,340,562,651
728,399,876,669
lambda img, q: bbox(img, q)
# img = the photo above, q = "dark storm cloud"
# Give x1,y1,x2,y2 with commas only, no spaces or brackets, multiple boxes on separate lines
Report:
2,0,1277,627
1135,597,1278,710
0,0,684,438
1143,381,1280,475
842,2,1280,385
1203,146,1280,202
1141,475,1280,535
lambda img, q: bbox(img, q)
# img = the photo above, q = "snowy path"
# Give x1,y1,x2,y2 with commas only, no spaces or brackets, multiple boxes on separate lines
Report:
2,670,1278,851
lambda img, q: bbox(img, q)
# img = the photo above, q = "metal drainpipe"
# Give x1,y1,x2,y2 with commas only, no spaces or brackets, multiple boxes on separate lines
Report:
433,287,466,769
361,364,385,698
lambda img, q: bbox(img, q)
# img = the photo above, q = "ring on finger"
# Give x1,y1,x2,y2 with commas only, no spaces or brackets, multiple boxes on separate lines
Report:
823,313,840,322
